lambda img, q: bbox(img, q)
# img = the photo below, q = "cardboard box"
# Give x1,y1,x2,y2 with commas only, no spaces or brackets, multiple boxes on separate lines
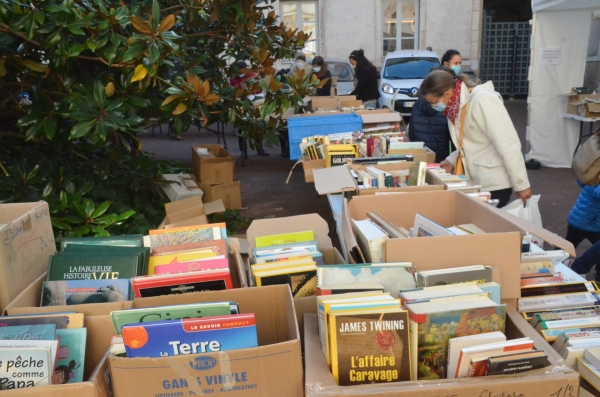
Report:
305,96,357,112
197,181,242,210
562,93,600,118
160,173,204,202
109,285,303,397
0,201,56,313
339,99,363,109
341,191,575,300
355,109,406,132
302,159,327,183
192,144,235,185
303,306,579,397
387,147,436,163
312,163,444,196
158,196,226,229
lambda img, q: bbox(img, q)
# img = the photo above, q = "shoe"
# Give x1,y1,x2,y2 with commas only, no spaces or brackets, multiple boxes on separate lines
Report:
169,134,184,141
257,149,269,156
563,259,575,268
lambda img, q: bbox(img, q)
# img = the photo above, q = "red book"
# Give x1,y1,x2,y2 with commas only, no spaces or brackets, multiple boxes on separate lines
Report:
131,269,232,298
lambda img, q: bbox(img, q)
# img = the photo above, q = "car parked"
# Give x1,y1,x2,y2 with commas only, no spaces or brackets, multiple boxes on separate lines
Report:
378,50,440,116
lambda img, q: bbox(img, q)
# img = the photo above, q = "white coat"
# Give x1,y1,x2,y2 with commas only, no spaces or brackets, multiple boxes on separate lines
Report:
445,81,530,193
288,59,312,78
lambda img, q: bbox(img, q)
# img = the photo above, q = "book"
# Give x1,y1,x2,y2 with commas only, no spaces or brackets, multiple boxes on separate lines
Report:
366,211,407,239
530,308,600,328
41,279,131,306
250,256,315,272
153,255,229,276
0,313,84,329
254,249,314,264
54,328,86,383
122,314,258,358
316,282,385,296
253,241,320,258
399,282,484,304
518,292,600,312
254,265,317,298
521,275,566,287
581,377,600,397
455,338,534,378
132,269,232,298
60,235,143,250
584,347,600,371
0,340,59,370
406,296,506,380
578,357,600,392
447,332,506,379
562,342,600,367
111,302,239,335
542,327,600,343
329,308,411,385
521,250,570,263
61,246,150,276
47,254,141,281
554,263,588,283
553,331,600,353
416,265,493,287
521,281,599,298
410,214,454,238
408,162,427,186
150,240,228,257
537,317,600,331
520,261,554,274
0,347,52,389
317,263,417,298
147,225,222,248
0,324,56,341
351,219,389,263
254,231,314,248
485,350,548,376
522,305,600,322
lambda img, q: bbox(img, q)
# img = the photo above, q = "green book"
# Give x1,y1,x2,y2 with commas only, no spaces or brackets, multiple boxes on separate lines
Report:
61,246,150,276
60,235,144,251
55,328,87,383
384,172,393,188
110,301,240,335
47,254,140,281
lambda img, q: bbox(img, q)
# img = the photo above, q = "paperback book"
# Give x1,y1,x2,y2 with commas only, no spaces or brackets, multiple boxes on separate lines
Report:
131,269,232,298
0,313,84,329
0,324,56,341
0,347,52,389
55,328,87,383
41,279,132,306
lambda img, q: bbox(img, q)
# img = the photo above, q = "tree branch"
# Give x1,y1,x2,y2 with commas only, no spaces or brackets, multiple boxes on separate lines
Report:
0,23,41,46
76,56,135,69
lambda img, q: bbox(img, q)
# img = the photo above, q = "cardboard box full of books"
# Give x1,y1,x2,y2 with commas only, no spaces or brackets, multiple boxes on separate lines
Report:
0,201,56,313
108,285,303,397
160,173,204,202
303,306,579,397
561,93,600,118
341,191,576,301
191,144,235,185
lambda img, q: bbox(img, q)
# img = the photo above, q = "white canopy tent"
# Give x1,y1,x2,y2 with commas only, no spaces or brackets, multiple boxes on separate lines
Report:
527,0,600,167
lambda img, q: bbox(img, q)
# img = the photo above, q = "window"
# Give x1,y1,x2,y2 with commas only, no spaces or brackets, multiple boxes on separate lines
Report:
382,57,439,80
281,1,318,57
328,62,354,82
382,1,419,57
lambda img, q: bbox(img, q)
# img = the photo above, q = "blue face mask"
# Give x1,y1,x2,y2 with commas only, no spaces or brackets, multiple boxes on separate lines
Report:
432,100,447,112
451,65,462,75
312,67,321,73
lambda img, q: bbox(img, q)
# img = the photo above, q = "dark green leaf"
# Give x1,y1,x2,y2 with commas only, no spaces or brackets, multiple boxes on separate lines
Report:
42,183,52,197
84,199,95,217
148,43,159,63
67,24,85,35
152,0,160,29
65,180,75,194
42,117,57,140
93,80,106,104
74,202,87,218
33,11,44,24
115,210,136,222
60,190,68,206
91,201,111,218
51,218,72,231
70,120,96,139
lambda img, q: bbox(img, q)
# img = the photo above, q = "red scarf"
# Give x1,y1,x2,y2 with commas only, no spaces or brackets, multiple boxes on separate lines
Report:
443,79,462,125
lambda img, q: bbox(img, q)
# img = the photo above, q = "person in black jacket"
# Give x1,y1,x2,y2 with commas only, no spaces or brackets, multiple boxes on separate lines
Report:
408,66,454,163
349,49,380,109
311,56,332,96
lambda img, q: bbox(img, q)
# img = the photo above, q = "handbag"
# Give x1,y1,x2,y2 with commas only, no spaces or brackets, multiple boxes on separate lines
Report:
572,127,600,186
454,104,468,176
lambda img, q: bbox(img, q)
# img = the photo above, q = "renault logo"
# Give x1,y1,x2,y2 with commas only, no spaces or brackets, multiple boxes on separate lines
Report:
410,88,418,96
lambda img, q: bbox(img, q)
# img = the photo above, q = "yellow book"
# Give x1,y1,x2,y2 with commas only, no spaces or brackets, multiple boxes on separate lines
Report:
147,250,217,275
254,231,315,248
250,256,315,273
149,223,226,235
254,264,318,298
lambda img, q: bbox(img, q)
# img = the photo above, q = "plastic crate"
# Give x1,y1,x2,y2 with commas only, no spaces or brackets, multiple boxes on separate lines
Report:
287,114,363,160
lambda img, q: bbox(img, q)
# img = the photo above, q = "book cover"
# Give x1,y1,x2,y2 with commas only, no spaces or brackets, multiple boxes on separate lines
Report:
541,327,600,342
0,340,59,370
520,261,554,274
518,292,600,312
410,214,453,238
447,332,506,379
150,240,227,257
41,279,131,306
521,281,598,298
584,347,600,373
152,255,228,276
62,246,150,275
521,275,566,287
530,308,600,328
539,316,600,330
485,351,548,376
132,269,232,298
254,249,315,264
54,328,86,384
0,325,56,341
254,231,315,248
553,330,600,353
316,282,385,296
0,314,84,329
317,264,416,298
454,338,534,378
329,310,411,385
351,219,389,264
0,347,52,389
522,305,600,322
122,314,258,358
60,235,143,250
147,226,222,248
416,266,493,288
412,306,506,380
253,241,320,258
577,357,600,392
111,301,239,335
255,267,317,298
47,254,140,281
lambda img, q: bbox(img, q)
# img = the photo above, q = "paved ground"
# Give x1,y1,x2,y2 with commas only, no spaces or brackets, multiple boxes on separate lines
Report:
139,99,596,259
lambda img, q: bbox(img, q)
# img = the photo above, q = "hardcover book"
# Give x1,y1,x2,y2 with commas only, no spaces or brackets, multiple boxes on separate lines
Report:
60,235,144,250
54,328,87,383
521,275,566,287
41,279,132,306
0,347,52,389
351,219,388,264
122,313,258,358
0,313,84,329
447,332,506,379
131,269,232,298
541,326,600,342
111,301,240,335
254,231,315,248
152,255,228,276
522,305,600,322
410,214,453,238
254,266,317,298
553,330,600,352
455,338,534,378
518,292,600,312
150,240,227,257
329,309,411,385
47,254,140,281
0,325,56,341
530,307,600,328
0,340,59,370
316,282,385,296
416,266,492,288
520,281,598,298
61,246,150,275
147,225,222,248
485,351,548,376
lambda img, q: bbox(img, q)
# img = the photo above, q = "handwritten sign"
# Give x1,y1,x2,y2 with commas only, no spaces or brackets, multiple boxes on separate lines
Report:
540,48,561,65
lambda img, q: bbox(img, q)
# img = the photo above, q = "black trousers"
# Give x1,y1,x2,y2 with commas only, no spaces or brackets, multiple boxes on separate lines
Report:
490,188,513,209
565,224,600,248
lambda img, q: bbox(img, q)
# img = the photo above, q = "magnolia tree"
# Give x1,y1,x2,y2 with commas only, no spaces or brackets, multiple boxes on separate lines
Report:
0,0,320,237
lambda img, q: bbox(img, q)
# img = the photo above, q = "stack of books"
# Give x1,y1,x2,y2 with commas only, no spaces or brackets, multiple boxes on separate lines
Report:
250,231,323,298
299,133,355,163
134,223,232,298
0,311,87,388
109,301,257,358
577,347,600,396
350,162,428,189
428,167,488,196
41,235,148,306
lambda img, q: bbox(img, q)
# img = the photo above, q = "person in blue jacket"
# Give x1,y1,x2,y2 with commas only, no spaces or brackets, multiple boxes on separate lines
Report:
408,66,454,163
566,176,600,277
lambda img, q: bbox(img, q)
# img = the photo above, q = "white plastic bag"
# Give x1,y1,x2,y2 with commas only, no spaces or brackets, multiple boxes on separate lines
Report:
503,195,544,248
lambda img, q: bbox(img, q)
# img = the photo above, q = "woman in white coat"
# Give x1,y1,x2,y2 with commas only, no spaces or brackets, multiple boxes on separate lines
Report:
419,70,532,208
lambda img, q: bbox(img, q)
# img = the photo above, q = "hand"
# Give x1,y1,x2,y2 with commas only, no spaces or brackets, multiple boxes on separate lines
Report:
440,160,454,174
516,188,532,204
354,82,358,87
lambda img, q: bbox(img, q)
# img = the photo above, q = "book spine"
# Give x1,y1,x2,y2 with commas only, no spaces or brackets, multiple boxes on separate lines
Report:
521,276,566,286
541,317,600,330
521,282,597,297
518,293,600,312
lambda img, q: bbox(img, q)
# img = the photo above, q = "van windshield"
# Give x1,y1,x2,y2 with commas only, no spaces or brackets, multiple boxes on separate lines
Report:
382,58,440,80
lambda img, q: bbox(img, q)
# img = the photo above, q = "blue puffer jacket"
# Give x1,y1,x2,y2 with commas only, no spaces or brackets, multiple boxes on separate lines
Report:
408,96,452,163
568,181,600,232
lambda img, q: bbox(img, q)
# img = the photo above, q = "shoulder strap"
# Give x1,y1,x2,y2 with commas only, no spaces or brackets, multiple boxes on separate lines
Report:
457,104,468,152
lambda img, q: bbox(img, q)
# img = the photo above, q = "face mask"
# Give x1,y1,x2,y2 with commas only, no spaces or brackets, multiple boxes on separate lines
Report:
432,100,447,112
451,65,462,74
312,67,321,73
238,74,245,78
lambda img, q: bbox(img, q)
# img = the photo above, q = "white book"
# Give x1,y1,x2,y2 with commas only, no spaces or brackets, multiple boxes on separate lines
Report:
351,219,389,263
446,226,469,235
366,211,407,239
577,357,600,392
447,332,506,379
563,338,600,357
563,343,600,367
540,317,600,330
554,263,588,283
0,340,59,370
521,250,570,264
0,347,52,388
584,347,600,372
389,141,424,150
553,330,600,353
410,214,454,238
455,338,534,378
518,292,600,313
399,283,483,302
254,249,313,264
365,166,385,188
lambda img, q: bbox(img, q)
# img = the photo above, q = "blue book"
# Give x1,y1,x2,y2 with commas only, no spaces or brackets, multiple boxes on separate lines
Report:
41,279,132,306
55,328,87,383
122,313,257,358
0,324,56,341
